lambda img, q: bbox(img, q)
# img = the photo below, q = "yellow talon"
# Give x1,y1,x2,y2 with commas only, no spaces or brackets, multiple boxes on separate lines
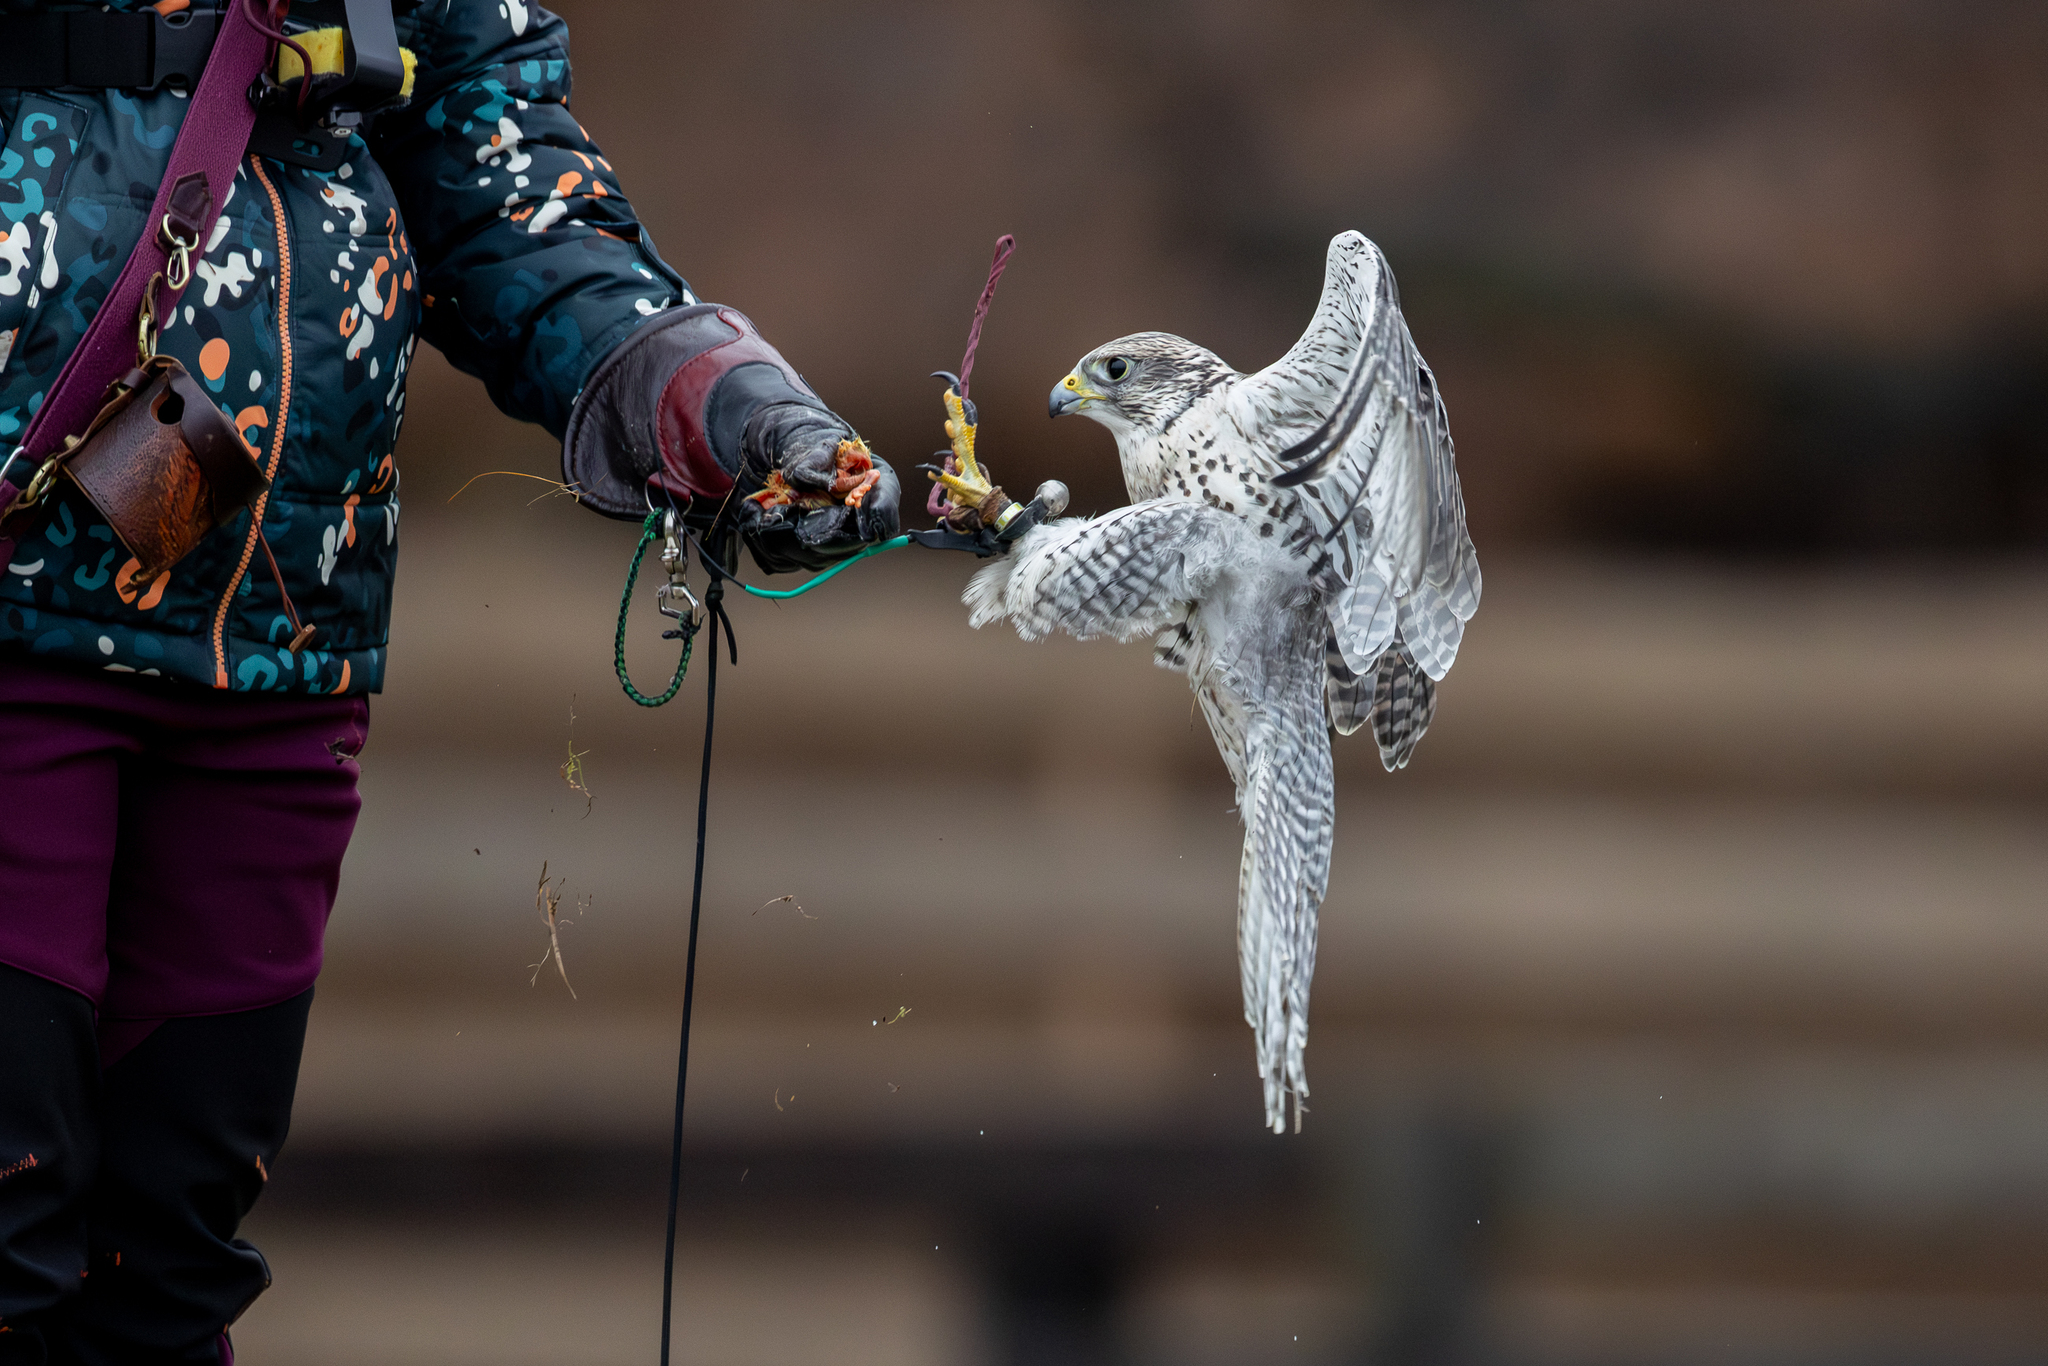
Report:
928,375,1008,524
940,386,982,481
934,470,991,503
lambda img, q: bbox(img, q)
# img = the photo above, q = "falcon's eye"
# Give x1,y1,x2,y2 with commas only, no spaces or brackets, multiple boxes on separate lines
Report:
1105,357,1131,382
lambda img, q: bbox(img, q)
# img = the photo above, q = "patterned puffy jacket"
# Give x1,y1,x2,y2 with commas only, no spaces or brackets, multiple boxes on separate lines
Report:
0,1,685,692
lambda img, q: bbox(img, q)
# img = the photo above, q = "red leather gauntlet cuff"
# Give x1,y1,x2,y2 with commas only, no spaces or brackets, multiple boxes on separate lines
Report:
562,304,826,520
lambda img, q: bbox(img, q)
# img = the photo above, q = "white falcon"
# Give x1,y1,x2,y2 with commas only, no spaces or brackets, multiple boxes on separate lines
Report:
965,231,1480,1133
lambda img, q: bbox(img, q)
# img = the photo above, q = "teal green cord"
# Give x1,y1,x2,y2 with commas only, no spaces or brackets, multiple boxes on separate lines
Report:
731,534,912,598
617,515,913,706
616,510,694,707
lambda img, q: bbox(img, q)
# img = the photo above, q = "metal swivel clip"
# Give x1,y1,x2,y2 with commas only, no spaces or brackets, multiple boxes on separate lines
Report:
654,510,702,640
137,212,200,365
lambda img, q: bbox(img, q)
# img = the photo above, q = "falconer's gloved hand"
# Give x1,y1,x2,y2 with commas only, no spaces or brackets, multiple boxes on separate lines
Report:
562,304,901,574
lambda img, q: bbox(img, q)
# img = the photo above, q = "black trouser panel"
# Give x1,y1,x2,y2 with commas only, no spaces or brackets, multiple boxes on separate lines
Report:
0,964,100,1364
0,965,310,1366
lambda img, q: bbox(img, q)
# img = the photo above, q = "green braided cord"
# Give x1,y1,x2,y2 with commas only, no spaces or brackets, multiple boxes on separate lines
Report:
616,510,694,708
617,516,914,706
735,534,912,599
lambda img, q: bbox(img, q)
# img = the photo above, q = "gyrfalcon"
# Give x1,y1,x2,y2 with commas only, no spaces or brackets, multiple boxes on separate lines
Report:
964,231,1480,1133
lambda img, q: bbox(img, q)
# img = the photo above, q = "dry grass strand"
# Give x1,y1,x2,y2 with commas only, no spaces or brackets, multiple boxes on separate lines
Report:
561,696,591,817
755,893,815,919
447,470,586,505
529,861,580,999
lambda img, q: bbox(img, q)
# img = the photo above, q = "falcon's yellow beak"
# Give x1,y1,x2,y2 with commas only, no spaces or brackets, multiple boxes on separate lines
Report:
1049,371,1104,418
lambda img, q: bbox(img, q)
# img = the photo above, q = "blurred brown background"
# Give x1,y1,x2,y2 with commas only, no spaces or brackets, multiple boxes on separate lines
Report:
233,3,2048,1363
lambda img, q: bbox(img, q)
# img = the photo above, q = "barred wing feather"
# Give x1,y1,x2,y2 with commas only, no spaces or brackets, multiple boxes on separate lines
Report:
964,499,1243,644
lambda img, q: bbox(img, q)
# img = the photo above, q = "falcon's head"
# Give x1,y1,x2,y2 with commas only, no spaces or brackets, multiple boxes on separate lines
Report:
1049,332,1237,437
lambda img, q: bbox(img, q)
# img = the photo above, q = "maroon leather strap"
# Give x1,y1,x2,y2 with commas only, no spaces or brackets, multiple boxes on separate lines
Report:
652,307,814,503
0,0,271,570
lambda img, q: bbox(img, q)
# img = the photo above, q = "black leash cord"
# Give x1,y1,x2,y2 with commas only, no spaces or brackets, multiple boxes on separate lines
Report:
660,573,734,1366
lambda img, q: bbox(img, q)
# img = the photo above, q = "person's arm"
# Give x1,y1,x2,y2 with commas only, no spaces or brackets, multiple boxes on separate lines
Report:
372,2,681,437
373,3,898,566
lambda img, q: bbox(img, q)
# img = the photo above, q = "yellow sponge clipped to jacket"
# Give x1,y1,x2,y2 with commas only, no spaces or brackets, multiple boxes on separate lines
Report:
274,28,417,100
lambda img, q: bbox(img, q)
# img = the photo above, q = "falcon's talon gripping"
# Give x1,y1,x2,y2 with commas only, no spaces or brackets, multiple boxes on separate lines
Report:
925,375,994,500
924,372,1010,532
916,370,1068,551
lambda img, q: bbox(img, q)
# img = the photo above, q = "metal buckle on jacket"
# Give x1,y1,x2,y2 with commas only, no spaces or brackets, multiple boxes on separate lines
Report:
146,3,222,91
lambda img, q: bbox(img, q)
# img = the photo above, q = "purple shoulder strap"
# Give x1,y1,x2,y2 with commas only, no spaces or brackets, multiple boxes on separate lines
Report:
0,0,271,564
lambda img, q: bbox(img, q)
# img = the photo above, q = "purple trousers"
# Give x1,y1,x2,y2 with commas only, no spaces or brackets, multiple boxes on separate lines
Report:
0,657,365,1061
0,657,365,1364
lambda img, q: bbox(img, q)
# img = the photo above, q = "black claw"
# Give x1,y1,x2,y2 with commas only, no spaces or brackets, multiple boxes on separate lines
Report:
929,369,963,392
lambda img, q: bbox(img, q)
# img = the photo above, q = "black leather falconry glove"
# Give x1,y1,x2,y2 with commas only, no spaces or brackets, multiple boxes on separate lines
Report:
562,305,901,574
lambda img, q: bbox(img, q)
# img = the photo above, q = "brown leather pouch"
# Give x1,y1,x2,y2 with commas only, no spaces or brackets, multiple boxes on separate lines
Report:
58,355,269,592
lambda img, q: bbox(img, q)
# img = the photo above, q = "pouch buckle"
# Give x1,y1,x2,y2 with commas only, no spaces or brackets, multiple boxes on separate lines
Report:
2,450,66,518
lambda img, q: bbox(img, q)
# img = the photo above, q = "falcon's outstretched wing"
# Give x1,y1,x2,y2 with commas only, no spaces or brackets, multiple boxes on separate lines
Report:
1230,232,1481,682
967,499,1257,799
964,498,1246,643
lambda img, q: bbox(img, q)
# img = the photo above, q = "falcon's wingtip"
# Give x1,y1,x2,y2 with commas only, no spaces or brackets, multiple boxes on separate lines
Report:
1326,227,1373,260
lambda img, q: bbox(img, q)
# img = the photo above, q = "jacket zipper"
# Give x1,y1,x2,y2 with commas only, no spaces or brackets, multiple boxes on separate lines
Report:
211,155,295,689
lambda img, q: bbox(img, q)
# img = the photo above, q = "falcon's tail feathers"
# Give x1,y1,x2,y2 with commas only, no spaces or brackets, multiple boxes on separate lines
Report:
1198,676,1251,808
1237,652,1334,1135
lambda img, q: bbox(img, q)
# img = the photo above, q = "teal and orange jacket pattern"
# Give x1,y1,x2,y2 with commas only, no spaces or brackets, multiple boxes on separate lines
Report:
0,1,686,692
